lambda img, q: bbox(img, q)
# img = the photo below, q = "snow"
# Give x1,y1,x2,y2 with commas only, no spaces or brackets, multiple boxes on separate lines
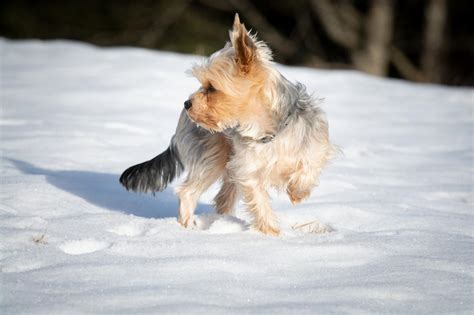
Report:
1,38,473,314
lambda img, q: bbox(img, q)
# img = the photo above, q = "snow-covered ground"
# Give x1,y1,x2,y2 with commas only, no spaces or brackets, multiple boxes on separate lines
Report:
1,39,473,314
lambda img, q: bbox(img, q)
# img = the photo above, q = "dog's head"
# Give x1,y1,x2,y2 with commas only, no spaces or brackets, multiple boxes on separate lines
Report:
184,14,278,134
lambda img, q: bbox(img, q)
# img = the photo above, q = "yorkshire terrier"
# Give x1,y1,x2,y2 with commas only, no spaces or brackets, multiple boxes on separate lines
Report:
120,14,336,235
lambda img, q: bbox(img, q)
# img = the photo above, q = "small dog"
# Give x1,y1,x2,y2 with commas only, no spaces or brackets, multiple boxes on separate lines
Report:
120,14,336,235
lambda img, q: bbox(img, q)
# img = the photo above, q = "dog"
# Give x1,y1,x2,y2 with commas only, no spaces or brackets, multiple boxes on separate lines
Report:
120,14,336,235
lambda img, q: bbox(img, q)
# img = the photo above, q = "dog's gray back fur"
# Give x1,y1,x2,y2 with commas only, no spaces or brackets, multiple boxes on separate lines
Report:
277,75,324,125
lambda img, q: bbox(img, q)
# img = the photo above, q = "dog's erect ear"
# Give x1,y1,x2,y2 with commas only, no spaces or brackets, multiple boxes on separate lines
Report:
229,13,256,73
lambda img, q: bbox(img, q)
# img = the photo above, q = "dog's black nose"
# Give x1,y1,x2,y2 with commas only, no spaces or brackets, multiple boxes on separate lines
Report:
184,100,192,110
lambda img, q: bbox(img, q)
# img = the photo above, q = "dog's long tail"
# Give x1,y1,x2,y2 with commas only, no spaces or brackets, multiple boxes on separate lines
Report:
119,139,183,194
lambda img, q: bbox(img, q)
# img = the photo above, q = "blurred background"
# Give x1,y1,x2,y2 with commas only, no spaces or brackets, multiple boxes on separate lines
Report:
1,0,472,86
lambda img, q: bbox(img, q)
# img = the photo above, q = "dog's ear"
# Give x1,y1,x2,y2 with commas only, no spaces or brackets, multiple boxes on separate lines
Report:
229,13,256,73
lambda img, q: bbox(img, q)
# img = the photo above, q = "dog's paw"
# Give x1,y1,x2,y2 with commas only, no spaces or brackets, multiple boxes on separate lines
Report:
178,216,196,229
287,188,310,205
257,223,280,236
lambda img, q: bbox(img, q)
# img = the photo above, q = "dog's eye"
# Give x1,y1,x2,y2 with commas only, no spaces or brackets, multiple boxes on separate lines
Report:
207,84,216,93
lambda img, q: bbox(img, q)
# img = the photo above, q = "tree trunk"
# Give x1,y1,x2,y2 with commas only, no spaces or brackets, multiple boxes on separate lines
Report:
353,0,394,77
421,0,447,83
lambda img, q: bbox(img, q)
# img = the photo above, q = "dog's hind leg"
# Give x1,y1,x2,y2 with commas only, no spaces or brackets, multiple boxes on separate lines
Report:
176,166,224,228
175,133,231,228
214,171,239,215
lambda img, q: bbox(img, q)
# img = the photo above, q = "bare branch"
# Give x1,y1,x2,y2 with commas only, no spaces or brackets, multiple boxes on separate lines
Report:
309,0,359,49
338,0,363,34
138,0,192,48
390,46,426,82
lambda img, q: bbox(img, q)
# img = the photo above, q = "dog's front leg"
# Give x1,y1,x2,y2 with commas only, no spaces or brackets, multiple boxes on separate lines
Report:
241,183,280,236
286,171,315,205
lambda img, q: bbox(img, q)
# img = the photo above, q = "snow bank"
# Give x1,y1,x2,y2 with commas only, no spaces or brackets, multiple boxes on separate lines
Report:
1,39,473,314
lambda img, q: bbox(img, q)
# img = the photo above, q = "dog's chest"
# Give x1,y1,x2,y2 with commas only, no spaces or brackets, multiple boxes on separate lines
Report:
228,134,303,186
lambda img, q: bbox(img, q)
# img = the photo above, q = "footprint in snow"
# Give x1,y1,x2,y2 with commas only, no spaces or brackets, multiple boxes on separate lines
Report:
59,238,110,255
195,214,249,234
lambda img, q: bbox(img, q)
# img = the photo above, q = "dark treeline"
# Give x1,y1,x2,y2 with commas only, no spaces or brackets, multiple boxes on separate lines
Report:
1,0,472,86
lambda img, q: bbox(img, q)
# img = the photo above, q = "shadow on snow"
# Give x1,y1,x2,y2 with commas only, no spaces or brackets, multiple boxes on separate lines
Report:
6,158,213,219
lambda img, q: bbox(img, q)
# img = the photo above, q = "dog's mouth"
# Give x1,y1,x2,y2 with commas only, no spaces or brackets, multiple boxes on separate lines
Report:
186,111,221,133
